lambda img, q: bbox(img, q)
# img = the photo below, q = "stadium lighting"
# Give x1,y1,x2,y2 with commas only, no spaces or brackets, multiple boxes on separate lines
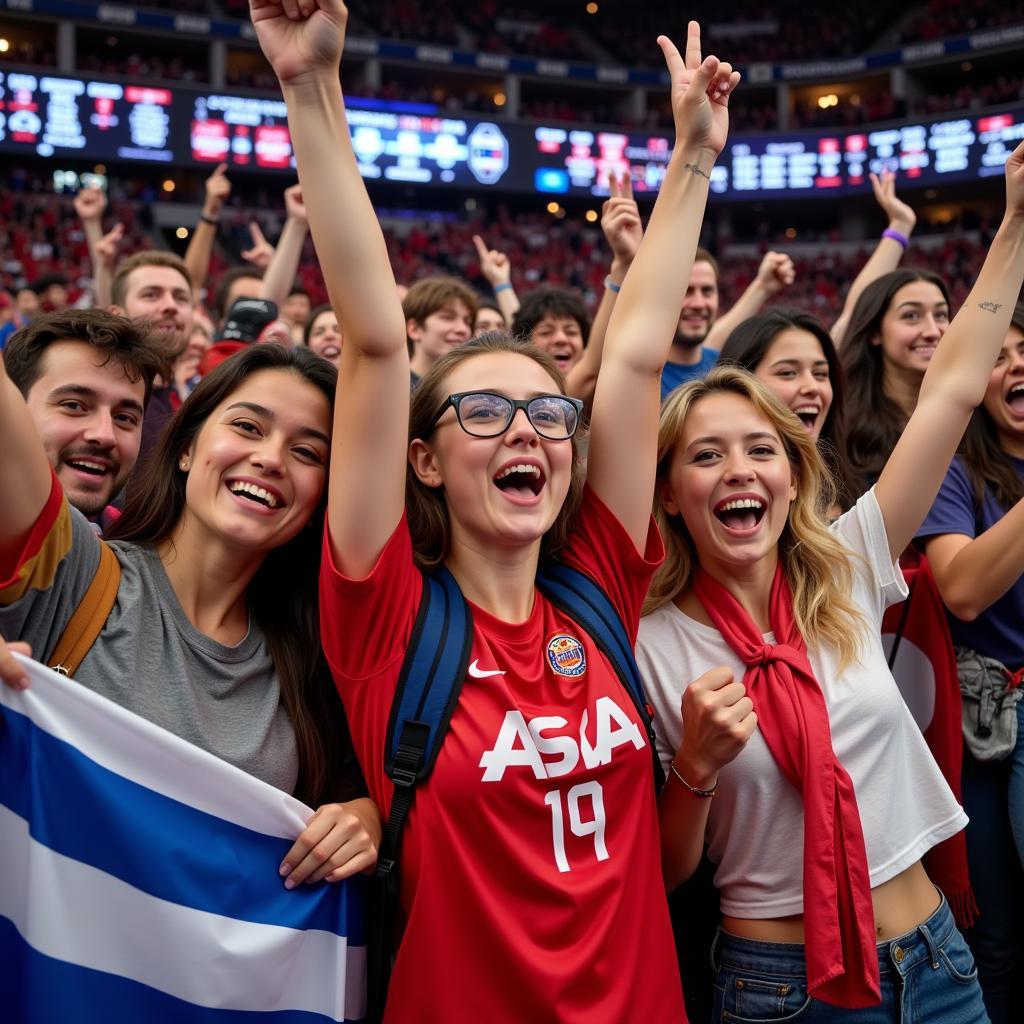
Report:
586,2,599,13
585,209,598,222
175,227,189,239
162,179,176,193
0,39,9,54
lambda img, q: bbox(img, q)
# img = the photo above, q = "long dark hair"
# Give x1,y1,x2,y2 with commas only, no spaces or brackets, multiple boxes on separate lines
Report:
959,303,1024,515
107,345,358,806
840,268,950,496
718,307,855,509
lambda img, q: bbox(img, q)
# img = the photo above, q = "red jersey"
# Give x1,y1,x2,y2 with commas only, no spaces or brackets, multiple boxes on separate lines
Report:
320,488,686,1023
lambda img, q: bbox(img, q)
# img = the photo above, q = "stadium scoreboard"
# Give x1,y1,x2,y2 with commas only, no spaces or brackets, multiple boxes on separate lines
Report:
1,70,1019,201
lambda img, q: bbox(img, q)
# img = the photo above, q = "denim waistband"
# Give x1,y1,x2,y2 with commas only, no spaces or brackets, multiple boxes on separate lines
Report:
712,892,954,981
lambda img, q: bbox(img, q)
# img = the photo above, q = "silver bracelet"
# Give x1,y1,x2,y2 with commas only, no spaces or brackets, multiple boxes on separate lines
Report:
669,759,718,798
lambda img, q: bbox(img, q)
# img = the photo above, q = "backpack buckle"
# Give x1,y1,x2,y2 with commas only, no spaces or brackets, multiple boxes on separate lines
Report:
390,721,430,788
391,764,418,788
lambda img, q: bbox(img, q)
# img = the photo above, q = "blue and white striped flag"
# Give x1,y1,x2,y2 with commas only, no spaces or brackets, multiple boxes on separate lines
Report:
0,655,366,1023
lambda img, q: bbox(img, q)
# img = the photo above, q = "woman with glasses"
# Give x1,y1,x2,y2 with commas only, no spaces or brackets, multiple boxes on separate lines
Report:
249,1,738,1019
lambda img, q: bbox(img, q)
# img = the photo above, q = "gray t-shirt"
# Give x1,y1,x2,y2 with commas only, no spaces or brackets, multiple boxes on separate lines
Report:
0,497,298,793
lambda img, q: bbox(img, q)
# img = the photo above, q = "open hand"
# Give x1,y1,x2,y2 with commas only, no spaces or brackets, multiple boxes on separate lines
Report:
869,169,916,234
249,0,349,86
658,22,740,162
472,233,512,287
601,171,643,269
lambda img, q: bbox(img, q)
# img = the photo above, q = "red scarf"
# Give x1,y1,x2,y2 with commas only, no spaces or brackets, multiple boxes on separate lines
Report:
693,564,881,1009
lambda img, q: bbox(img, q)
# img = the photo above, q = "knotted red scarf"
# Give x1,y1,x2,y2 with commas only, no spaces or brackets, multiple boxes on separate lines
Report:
693,563,881,1009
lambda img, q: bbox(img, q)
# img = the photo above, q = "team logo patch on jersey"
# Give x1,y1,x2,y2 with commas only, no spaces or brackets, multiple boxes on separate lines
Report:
547,634,586,677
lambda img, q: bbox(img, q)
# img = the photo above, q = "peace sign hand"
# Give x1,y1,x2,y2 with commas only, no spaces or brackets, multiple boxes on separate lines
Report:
601,172,643,268
658,21,740,162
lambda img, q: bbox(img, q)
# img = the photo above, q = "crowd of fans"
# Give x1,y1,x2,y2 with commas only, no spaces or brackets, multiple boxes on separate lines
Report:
900,0,1024,42
914,74,1024,117
4,7,1024,1024
76,50,206,83
0,169,994,333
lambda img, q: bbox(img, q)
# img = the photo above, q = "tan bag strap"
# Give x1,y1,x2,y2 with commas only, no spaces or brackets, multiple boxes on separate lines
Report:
49,541,121,678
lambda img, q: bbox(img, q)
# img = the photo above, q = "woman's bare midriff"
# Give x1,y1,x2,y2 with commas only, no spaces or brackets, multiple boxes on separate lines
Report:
721,860,942,944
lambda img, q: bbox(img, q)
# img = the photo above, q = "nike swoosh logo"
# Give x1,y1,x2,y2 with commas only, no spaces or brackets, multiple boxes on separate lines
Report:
468,659,506,679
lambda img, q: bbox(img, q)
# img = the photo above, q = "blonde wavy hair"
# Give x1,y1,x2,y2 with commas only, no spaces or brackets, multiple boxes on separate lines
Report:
644,365,866,668
407,331,587,571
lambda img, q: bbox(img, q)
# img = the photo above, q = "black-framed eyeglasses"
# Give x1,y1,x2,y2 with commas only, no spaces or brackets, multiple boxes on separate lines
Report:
424,390,584,441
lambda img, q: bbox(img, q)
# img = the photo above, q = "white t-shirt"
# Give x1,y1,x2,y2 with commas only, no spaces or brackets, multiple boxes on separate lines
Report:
637,488,968,918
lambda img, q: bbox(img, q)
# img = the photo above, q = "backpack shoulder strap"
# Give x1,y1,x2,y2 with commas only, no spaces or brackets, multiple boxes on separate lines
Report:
377,565,473,879
370,565,473,1018
49,540,120,678
536,560,664,788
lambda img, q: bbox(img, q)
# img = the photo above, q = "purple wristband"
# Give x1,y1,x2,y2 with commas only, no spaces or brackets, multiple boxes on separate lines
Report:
882,227,909,249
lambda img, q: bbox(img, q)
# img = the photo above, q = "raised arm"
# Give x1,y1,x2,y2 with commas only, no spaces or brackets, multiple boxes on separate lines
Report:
925,502,1024,622
0,349,56,562
702,250,794,352
250,0,408,577
92,223,124,310
564,172,642,407
586,22,739,550
183,163,232,295
876,141,1024,560
260,184,310,310
831,170,916,347
472,234,520,324
73,186,118,309
658,666,755,888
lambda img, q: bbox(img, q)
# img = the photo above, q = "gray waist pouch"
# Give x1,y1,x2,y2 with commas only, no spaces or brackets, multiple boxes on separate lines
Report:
957,647,1023,761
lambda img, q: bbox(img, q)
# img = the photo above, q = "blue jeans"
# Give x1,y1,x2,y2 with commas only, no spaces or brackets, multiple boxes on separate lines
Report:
710,893,990,1023
960,704,1024,1024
